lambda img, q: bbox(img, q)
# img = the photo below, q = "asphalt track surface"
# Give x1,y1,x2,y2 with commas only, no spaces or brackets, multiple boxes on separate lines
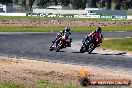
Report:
0,32,132,71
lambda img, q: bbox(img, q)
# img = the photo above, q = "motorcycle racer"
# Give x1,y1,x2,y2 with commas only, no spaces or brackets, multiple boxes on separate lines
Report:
82,27,103,46
50,26,72,49
64,26,72,47
52,30,65,44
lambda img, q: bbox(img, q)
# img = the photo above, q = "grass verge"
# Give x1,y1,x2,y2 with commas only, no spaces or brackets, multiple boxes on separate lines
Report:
0,25,132,32
37,80,127,88
0,81,129,88
0,83,23,88
101,38,132,51
0,16,127,21
37,80,76,88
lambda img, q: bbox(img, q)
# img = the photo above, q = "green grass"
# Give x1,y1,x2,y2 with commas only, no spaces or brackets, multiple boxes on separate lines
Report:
0,16,131,32
0,25,132,32
0,83,23,88
37,80,76,88
72,25,132,32
0,16,104,21
37,80,129,88
0,80,129,88
0,16,131,21
0,82,128,88
101,38,132,51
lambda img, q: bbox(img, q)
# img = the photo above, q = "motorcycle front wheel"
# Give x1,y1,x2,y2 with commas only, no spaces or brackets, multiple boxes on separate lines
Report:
49,48,53,51
88,43,95,54
80,45,86,53
56,42,63,52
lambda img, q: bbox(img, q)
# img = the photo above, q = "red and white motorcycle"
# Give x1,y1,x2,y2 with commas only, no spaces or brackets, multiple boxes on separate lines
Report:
80,34,103,54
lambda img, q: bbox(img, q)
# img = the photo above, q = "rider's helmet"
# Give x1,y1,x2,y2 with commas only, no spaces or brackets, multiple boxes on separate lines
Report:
65,26,70,32
95,27,101,33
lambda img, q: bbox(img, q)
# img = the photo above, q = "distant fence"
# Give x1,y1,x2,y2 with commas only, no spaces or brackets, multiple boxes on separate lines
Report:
26,13,129,19
0,13,132,19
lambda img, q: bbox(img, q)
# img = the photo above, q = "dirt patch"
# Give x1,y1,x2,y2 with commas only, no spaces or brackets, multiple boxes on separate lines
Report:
0,56,132,88
0,20,132,27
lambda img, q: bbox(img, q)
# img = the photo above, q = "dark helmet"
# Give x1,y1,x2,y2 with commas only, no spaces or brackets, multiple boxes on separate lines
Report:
65,26,70,32
96,27,101,33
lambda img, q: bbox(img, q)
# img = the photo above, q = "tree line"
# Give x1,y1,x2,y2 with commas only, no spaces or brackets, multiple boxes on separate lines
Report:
0,0,132,10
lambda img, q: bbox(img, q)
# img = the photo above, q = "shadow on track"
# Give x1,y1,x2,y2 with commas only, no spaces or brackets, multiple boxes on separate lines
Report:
72,52,98,54
101,52,126,56
72,52,82,53
72,51,126,56
56,51,66,52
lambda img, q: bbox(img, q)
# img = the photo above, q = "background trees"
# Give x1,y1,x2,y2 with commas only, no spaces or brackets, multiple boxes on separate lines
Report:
0,0,131,10
0,0,13,4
